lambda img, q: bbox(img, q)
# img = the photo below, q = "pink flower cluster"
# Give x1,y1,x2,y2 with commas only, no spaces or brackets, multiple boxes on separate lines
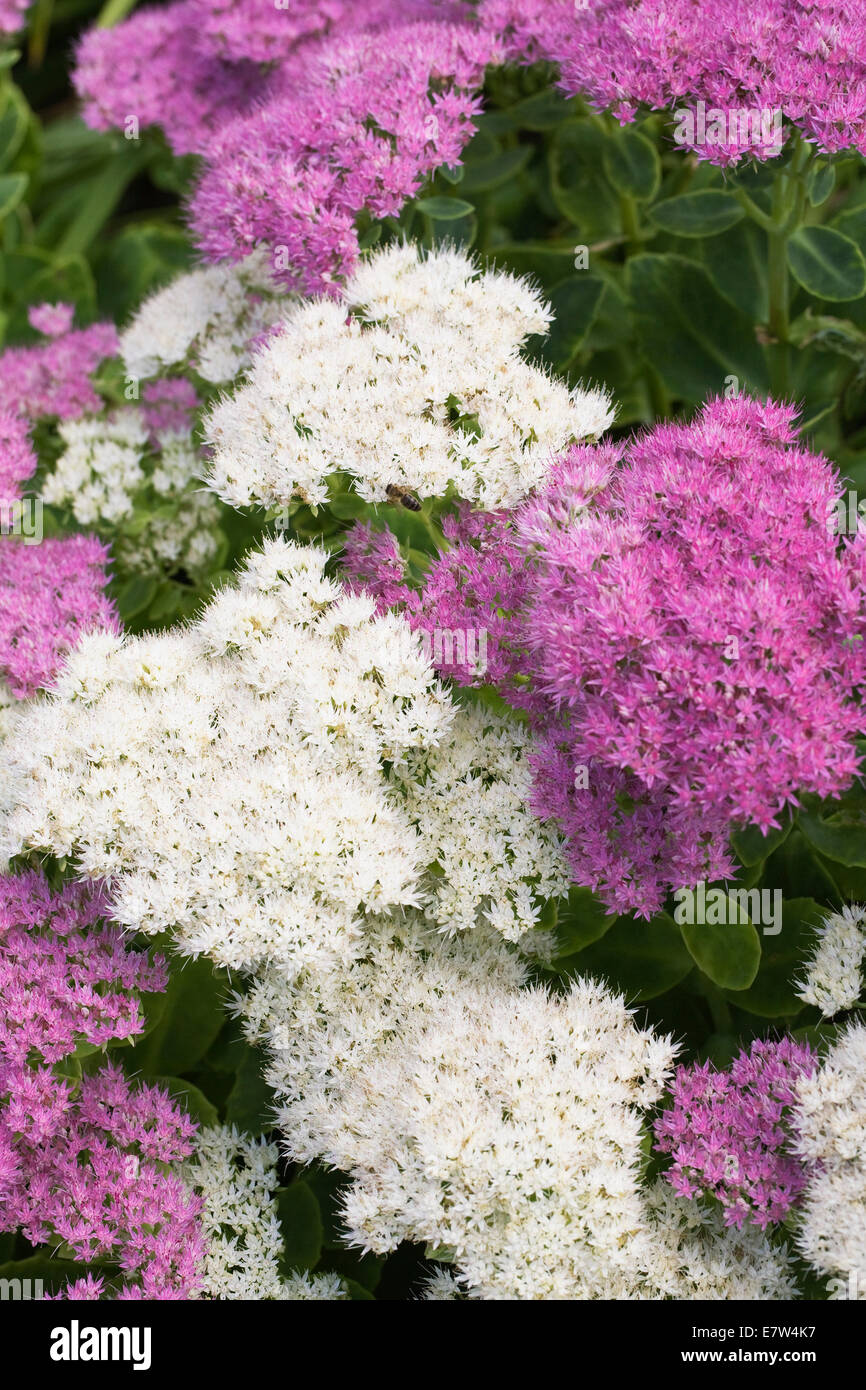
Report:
0,303,119,707
0,0,29,34
0,409,37,510
189,19,496,291
75,2,496,292
348,399,866,916
0,534,118,699
74,2,263,159
654,1037,817,1228
481,0,866,164
526,398,866,913
0,874,204,1299
0,310,117,423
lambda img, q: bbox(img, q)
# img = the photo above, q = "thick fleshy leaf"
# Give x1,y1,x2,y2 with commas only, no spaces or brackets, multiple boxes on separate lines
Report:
788,226,866,302
677,890,761,990
276,1182,323,1273
649,191,744,237
568,911,693,1000
727,897,819,1018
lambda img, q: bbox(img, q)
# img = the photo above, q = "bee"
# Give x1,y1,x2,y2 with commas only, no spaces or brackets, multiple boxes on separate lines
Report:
385,483,422,512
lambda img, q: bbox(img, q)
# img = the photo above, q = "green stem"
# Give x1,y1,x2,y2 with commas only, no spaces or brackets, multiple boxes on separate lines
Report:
619,192,641,256
27,0,53,67
767,222,791,399
97,0,139,25
762,136,811,399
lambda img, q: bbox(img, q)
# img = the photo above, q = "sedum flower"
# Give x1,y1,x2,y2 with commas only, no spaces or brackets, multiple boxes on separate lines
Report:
76,2,494,290
188,1124,346,1300
0,538,561,969
0,872,203,1299
119,250,290,385
45,410,222,581
654,1038,817,1229
204,242,613,512
794,1022,866,1296
0,533,118,707
0,314,117,424
482,0,866,165
240,915,792,1299
796,904,866,1017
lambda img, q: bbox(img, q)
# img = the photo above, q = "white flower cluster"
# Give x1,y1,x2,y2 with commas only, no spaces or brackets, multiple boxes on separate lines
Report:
188,1125,345,1301
0,538,561,971
239,918,792,1300
795,1022,866,1297
45,412,147,525
639,1181,796,1301
44,411,222,579
119,250,290,384
796,904,866,1016
203,243,614,512
391,704,569,942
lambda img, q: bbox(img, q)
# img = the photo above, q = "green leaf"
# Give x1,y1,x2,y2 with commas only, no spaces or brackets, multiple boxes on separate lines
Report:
694,219,768,321
489,240,580,290
225,1045,276,1136
414,196,475,220
507,89,575,131
439,164,464,185
807,163,836,208
93,222,192,323
115,574,158,620
602,129,660,201
328,492,369,520
53,146,150,257
147,584,185,624
677,891,761,990
148,1076,219,1127
276,1182,323,1273
649,191,744,237
5,254,97,334
0,172,27,219
787,226,866,302
764,826,842,905
798,792,866,866
628,254,770,400
568,911,693,1000
728,898,820,1018
325,1248,384,1292
344,1277,376,1300
553,885,617,958
549,122,621,240
731,819,793,867
302,1165,350,1251
459,146,531,194
132,955,227,1075
530,274,605,368
0,91,28,172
